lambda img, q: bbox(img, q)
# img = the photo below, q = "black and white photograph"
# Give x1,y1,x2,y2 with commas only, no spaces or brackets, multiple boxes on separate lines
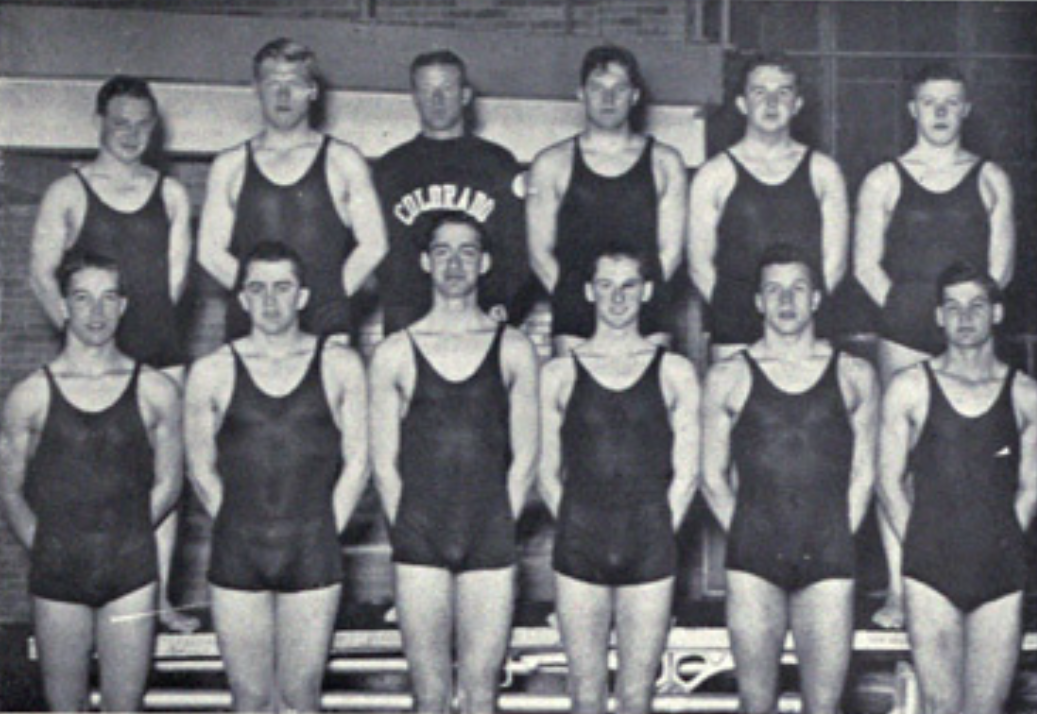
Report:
1,1,1037,711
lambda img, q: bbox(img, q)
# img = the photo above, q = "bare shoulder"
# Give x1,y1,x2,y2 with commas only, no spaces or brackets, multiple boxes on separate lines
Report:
690,151,736,193
660,352,700,388
501,326,538,360
186,345,235,393
838,352,878,386
1011,368,1037,412
370,331,412,374
809,150,845,181
321,339,365,378
40,173,84,208
2,370,50,424
326,137,370,173
540,356,576,405
885,362,927,407
704,352,749,397
979,160,1012,192
208,143,248,180
652,141,686,170
859,161,898,195
530,138,574,174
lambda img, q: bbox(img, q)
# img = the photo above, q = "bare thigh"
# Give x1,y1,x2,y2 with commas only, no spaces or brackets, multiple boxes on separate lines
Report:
33,597,95,712
275,584,343,711
394,564,454,713
211,585,277,712
726,570,789,714
554,572,613,714
789,579,854,714
614,578,674,714
455,567,515,713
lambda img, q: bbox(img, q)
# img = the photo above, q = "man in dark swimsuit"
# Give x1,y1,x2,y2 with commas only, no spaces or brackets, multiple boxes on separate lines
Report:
375,50,531,333
855,63,1016,628
701,243,878,714
0,253,183,710
185,242,369,712
199,38,388,341
527,45,687,355
369,211,539,713
29,75,196,632
879,261,1037,714
539,246,699,714
689,53,849,361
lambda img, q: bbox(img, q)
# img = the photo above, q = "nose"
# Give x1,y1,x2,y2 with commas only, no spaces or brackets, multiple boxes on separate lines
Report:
276,84,290,101
935,103,948,118
610,287,626,305
778,289,794,306
89,298,107,319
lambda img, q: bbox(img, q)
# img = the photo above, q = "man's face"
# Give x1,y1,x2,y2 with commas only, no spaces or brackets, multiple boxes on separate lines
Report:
755,261,819,336
63,267,126,347
910,79,970,147
255,59,316,131
421,222,488,299
412,64,470,136
584,255,652,332
737,65,802,134
936,280,1001,349
98,96,157,164
579,62,640,131
238,259,309,335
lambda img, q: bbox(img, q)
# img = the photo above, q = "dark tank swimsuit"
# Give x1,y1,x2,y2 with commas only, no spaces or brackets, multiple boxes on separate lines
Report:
727,350,855,591
70,170,184,368
208,339,345,592
227,136,357,340
903,362,1025,612
880,159,990,355
392,325,516,572
553,136,667,338
27,364,157,607
554,347,676,585
712,149,823,345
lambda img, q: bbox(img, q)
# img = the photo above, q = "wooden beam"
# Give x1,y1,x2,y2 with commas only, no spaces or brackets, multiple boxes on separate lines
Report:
0,78,706,166
0,5,724,106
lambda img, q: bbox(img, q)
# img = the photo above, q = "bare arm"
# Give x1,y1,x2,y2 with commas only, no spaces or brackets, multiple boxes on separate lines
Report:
198,149,245,291
140,370,185,526
163,178,194,304
981,162,1016,288
813,153,850,293
369,336,408,524
0,377,46,549
687,157,729,303
537,358,572,519
30,177,81,328
854,164,897,307
331,142,389,297
876,368,924,541
663,355,700,531
700,359,743,531
325,344,371,533
502,330,540,521
526,147,566,293
655,146,688,281
843,355,879,533
183,352,230,518
1013,375,1037,532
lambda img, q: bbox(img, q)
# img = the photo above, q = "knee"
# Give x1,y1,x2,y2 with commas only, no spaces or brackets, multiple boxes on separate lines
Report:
616,680,654,714
277,671,325,713
412,685,452,714
738,694,778,714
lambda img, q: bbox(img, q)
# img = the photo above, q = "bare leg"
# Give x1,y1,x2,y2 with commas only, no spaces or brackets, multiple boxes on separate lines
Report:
555,572,613,714
275,584,342,713
726,570,789,714
456,568,515,714
395,564,454,714
789,579,854,714
33,597,95,711
963,591,1024,714
211,585,277,712
96,582,159,712
903,578,965,714
157,364,200,634
873,339,928,629
614,578,674,714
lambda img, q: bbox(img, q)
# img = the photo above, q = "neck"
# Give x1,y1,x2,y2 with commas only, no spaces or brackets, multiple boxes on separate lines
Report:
761,325,817,358
421,125,465,141
425,294,484,329
582,123,634,146
942,341,998,376
741,127,795,152
247,324,307,355
260,123,318,148
92,151,144,176
60,338,124,373
911,136,964,162
588,320,644,350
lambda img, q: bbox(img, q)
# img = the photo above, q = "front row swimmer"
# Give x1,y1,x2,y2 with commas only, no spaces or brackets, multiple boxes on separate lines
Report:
2,235,1034,714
